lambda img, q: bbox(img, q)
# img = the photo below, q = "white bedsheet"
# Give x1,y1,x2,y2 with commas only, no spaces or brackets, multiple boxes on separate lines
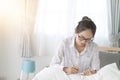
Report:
32,67,69,80
32,63,120,80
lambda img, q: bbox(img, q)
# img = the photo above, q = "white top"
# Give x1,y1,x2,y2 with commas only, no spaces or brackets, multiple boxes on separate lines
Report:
50,36,100,73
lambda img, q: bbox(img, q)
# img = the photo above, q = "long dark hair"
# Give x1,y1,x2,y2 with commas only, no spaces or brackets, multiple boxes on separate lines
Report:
75,16,96,37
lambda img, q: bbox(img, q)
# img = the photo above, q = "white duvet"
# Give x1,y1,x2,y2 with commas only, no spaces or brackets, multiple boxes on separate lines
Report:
32,63,120,80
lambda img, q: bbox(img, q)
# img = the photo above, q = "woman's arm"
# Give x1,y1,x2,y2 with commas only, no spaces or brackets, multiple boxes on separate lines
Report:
50,41,65,70
83,44,100,76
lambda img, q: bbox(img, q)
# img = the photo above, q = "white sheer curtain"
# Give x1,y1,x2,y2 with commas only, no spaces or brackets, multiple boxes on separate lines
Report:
75,0,109,46
34,0,108,56
107,0,120,47
19,0,38,57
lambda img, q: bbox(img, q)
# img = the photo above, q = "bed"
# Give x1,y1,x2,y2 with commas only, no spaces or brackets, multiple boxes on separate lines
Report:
99,46,120,69
32,46,120,80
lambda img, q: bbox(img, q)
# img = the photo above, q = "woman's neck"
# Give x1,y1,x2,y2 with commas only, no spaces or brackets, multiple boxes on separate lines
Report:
75,42,85,53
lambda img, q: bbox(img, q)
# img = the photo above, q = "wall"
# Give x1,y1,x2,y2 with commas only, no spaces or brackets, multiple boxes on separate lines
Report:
0,13,21,80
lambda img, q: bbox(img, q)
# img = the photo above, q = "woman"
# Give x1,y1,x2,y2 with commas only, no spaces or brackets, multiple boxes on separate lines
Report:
50,16,100,76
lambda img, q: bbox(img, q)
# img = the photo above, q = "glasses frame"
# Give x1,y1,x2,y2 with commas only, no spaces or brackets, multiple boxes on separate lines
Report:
77,35,94,42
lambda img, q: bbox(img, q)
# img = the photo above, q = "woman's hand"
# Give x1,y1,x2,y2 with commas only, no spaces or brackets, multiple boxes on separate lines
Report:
63,66,79,74
83,69,96,76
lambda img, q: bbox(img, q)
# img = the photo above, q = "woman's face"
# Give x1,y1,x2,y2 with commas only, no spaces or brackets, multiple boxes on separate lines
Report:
75,29,93,47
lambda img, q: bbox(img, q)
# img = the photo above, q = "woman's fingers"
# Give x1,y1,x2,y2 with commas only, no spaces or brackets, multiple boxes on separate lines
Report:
71,68,78,73
83,70,92,76
71,66,79,73
64,66,96,75
83,69,96,76
63,66,79,74
73,66,79,70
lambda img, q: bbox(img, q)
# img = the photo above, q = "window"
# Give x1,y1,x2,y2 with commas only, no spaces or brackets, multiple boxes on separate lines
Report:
34,0,108,55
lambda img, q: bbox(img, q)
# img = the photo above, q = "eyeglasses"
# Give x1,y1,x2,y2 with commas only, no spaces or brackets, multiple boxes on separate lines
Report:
78,35,93,42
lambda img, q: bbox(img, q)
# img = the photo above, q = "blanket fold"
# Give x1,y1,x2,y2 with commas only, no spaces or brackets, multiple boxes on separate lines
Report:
32,63,120,80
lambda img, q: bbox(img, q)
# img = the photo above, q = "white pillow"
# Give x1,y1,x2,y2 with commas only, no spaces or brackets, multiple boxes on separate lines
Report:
97,63,120,80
